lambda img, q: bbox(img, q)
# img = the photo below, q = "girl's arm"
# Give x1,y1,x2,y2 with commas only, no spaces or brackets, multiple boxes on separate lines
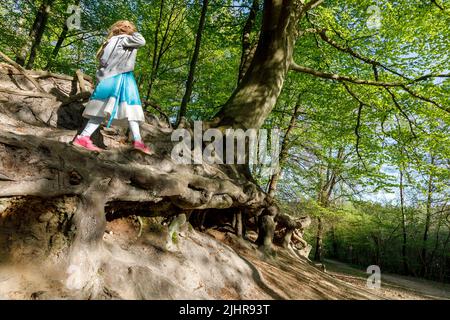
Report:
99,38,119,67
122,32,146,48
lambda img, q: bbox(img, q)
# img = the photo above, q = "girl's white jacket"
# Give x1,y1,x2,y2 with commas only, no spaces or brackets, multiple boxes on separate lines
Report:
96,32,146,82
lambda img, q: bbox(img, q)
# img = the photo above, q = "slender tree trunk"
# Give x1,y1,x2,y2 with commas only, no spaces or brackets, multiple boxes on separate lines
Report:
267,95,302,197
146,0,165,98
314,173,326,262
45,0,81,70
17,0,55,69
440,228,450,282
214,0,306,130
238,0,259,83
146,0,184,99
314,217,323,262
45,27,68,70
372,234,381,266
420,156,434,277
399,168,409,275
176,0,209,126
331,226,338,258
428,212,443,278
313,148,343,262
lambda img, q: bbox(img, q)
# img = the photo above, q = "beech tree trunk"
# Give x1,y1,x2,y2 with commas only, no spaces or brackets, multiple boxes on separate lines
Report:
214,0,305,130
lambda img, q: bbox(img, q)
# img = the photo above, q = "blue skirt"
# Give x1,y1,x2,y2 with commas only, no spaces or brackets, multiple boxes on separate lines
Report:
82,71,145,127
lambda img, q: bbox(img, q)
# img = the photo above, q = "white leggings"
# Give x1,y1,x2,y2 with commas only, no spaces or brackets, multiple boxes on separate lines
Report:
80,117,142,141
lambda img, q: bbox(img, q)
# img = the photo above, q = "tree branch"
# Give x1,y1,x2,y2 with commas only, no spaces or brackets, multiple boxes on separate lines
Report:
431,0,445,10
0,87,53,98
342,83,367,166
385,88,417,139
302,0,324,12
290,62,403,87
317,30,410,80
400,85,449,113
290,61,450,113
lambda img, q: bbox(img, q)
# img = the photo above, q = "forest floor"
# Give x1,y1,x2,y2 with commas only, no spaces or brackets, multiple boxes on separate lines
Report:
1,217,449,300
323,259,450,300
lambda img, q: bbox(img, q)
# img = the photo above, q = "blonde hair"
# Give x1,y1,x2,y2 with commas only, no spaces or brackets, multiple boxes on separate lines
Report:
96,20,137,60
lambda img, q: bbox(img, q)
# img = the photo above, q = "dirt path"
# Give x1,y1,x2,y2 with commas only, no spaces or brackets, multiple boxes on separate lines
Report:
324,259,450,300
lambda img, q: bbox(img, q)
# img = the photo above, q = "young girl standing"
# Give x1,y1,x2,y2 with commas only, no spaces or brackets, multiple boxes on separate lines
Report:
73,20,152,154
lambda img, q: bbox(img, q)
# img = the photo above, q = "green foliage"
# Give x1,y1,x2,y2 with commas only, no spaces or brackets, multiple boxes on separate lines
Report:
0,0,448,281
318,200,450,282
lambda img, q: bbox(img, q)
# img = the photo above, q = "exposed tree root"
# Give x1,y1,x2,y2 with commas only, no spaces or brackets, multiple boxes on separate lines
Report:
0,67,310,298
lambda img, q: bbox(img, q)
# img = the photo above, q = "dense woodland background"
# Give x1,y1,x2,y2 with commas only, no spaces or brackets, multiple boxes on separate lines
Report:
0,0,449,283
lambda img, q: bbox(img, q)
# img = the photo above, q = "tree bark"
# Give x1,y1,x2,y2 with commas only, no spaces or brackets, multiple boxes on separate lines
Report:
66,178,110,296
256,206,277,249
256,214,275,248
238,0,260,84
275,213,310,249
176,0,209,126
282,228,294,248
214,0,306,129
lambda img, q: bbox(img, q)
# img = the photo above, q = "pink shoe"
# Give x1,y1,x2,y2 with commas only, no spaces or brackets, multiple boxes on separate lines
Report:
73,135,102,152
133,140,153,155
